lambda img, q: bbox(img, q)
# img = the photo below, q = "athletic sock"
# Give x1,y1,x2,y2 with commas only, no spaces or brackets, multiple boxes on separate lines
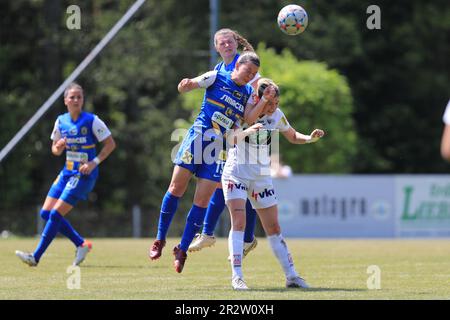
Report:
179,205,207,252
244,200,257,243
156,191,180,240
228,230,244,279
202,188,226,236
267,233,298,279
40,209,84,247
33,210,64,262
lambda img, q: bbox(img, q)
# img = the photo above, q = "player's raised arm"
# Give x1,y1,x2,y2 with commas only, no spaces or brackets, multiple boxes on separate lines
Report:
282,127,325,144
244,85,276,125
177,70,218,93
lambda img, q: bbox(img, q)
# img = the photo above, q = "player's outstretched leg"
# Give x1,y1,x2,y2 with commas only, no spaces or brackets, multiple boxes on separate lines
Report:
40,209,84,247
174,204,207,272
188,188,225,252
149,191,180,260
16,209,64,267
40,209,92,266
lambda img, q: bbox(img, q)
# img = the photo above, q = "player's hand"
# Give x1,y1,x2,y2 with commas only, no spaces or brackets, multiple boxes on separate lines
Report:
311,129,325,138
54,138,67,153
262,85,276,102
79,161,97,175
178,78,194,93
308,129,325,143
246,122,263,134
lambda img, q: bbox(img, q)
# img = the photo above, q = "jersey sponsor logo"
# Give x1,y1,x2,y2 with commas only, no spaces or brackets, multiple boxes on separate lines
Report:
227,181,248,192
66,137,87,144
219,94,244,113
81,126,88,135
69,127,78,136
66,151,88,163
181,150,193,164
212,111,234,129
233,90,243,99
220,86,232,94
251,188,275,201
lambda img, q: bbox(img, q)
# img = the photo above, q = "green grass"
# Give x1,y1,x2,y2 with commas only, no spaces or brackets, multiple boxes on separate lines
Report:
1,238,449,300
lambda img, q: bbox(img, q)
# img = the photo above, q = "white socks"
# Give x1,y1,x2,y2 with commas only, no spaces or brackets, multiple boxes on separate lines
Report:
267,233,298,279
228,230,244,279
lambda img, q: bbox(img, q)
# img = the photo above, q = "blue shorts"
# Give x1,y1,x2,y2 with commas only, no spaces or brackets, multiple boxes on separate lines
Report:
173,127,226,182
47,171,97,206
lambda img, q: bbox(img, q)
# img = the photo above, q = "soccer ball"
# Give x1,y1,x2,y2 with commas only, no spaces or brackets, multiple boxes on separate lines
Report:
277,4,308,36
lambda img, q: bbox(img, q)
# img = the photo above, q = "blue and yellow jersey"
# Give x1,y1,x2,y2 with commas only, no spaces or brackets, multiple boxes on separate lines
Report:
51,111,111,178
194,70,253,138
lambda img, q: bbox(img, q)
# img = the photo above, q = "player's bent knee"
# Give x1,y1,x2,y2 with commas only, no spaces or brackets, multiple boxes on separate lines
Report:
168,183,187,197
231,215,246,231
40,209,50,221
265,223,281,235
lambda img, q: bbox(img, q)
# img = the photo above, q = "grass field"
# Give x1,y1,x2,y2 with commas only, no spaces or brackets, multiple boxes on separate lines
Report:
1,238,449,300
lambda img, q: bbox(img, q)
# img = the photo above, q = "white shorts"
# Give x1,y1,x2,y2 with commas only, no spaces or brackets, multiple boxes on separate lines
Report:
222,173,277,209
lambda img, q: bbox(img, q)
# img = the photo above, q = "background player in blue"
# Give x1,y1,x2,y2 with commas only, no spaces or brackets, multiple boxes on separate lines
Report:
189,29,260,256
15,83,116,267
148,51,276,273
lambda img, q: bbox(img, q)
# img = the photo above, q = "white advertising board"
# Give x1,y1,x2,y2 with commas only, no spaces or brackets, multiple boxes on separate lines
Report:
274,175,396,238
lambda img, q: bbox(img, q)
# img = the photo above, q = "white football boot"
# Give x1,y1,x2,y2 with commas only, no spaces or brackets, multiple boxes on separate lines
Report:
15,251,38,267
188,233,216,252
231,276,249,291
73,240,92,266
286,276,310,289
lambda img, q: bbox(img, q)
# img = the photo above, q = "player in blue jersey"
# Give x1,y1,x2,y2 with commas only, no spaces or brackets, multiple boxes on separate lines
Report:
15,83,116,267
188,29,260,257
149,51,276,273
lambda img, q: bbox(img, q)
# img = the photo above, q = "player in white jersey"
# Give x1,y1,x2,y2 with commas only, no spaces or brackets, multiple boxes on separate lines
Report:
222,78,325,290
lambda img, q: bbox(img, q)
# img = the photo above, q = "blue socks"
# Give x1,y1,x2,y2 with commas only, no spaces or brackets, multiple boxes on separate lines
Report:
40,209,84,247
180,205,207,252
34,210,63,262
156,191,180,240
203,188,226,236
244,200,257,243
